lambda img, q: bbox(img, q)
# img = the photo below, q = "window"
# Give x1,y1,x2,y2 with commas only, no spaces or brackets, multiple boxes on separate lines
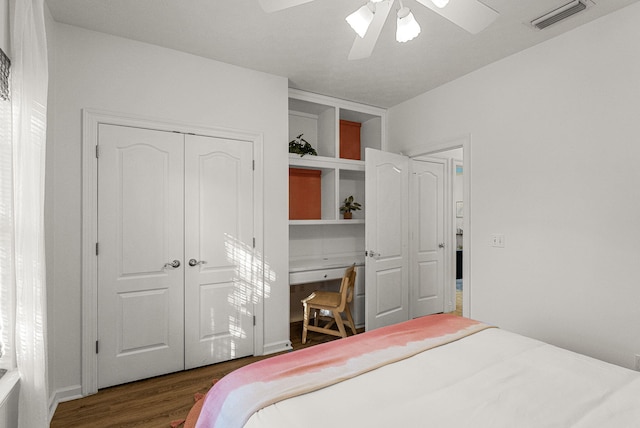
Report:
0,46,13,374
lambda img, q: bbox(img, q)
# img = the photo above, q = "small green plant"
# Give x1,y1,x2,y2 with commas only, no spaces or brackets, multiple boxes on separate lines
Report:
289,134,317,157
340,195,362,214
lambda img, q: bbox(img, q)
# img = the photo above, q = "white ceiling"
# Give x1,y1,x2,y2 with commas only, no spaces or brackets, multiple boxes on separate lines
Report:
45,0,638,108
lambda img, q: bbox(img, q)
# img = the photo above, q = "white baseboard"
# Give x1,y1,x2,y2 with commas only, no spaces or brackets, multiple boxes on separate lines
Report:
47,339,291,422
48,384,82,422
262,340,292,356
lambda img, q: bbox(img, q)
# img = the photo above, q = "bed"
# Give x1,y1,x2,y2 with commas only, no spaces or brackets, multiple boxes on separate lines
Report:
186,314,640,427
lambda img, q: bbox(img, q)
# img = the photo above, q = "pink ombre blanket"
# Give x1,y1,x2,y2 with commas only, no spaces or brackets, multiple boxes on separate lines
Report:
194,314,493,428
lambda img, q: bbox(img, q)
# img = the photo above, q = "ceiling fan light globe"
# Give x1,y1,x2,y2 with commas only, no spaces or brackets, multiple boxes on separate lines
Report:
431,0,449,8
396,7,421,43
346,3,375,38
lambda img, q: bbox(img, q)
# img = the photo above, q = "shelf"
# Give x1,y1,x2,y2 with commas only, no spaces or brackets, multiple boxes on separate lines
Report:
289,219,365,226
288,154,364,171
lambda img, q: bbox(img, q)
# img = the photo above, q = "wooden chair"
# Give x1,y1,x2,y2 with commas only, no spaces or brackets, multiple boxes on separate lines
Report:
301,264,357,344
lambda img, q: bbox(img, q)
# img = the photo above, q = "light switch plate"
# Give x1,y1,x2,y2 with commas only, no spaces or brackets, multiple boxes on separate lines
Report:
491,234,505,248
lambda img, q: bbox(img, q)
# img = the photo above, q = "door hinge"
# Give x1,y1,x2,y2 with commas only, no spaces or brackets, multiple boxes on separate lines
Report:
95,242,99,256
95,145,99,158
252,160,255,171
253,315,256,326
95,340,99,354
252,237,256,248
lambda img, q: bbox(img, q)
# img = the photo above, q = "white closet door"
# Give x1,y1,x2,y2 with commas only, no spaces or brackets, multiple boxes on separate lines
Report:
365,148,409,330
97,124,185,389
184,135,255,369
410,158,446,318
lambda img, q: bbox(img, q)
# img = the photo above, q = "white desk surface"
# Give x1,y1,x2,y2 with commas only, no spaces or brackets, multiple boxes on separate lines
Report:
289,255,365,273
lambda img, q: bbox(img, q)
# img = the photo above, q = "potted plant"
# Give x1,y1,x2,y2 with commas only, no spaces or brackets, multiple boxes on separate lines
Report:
289,134,317,157
340,195,362,219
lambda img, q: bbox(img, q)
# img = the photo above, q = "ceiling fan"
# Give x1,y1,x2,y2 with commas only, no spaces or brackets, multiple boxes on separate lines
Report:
258,0,499,60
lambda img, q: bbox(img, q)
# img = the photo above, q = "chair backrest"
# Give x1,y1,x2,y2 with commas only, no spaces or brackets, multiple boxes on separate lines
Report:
337,264,357,311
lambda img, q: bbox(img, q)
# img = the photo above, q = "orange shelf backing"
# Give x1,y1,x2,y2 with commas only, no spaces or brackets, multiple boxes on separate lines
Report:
289,168,321,220
340,120,361,160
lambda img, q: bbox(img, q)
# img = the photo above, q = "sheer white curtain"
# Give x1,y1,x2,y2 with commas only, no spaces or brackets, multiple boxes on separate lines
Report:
0,54,14,372
9,0,50,426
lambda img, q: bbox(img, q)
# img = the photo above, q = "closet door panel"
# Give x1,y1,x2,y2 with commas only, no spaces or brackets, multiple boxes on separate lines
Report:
184,135,255,369
97,124,185,389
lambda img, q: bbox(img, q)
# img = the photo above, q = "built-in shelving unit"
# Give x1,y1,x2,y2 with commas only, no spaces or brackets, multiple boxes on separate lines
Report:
288,89,385,224
288,90,386,327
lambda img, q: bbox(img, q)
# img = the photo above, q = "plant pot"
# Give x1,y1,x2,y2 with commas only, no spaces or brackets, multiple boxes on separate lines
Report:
343,212,352,220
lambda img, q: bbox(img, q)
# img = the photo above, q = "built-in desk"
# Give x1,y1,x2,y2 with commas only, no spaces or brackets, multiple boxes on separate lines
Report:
289,255,365,327
289,256,364,285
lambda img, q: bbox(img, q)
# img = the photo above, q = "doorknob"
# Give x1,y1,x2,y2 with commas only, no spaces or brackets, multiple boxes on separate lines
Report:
163,260,180,269
439,243,445,248
366,250,380,258
188,259,207,267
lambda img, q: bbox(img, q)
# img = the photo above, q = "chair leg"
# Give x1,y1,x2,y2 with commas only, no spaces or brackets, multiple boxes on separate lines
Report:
344,305,357,335
333,310,347,338
302,303,310,345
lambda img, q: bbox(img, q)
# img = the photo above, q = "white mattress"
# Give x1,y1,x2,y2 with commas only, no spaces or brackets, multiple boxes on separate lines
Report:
244,328,640,427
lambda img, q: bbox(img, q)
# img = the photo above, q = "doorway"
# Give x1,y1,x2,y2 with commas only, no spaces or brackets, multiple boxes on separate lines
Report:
407,135,470,318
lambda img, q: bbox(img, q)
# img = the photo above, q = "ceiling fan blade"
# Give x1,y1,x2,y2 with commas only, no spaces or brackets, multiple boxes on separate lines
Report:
415,0,498,34
258,0,316,13
348,0,393,60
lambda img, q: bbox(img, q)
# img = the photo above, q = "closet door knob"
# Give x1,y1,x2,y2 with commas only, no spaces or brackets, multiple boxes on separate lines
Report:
188,259,207,267
163,260,180,269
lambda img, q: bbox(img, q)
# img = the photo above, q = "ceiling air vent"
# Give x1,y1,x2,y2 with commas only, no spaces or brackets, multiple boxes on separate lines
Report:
531,0,588,30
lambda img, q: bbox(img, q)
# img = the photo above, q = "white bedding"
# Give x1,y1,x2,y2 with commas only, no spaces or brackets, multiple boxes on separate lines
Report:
245,328,640,427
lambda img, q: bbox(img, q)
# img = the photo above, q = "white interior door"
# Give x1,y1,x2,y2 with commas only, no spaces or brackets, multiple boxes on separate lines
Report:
97,124,185,388
410,158,446,318
184,135,255,369
365,148,409,330
97,126,256,386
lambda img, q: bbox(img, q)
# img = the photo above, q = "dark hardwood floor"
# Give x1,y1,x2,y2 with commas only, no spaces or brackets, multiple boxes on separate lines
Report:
50,322,358,428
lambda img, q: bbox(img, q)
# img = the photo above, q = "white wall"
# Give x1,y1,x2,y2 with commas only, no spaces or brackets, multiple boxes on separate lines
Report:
47,23,290,400
388,2,640,369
